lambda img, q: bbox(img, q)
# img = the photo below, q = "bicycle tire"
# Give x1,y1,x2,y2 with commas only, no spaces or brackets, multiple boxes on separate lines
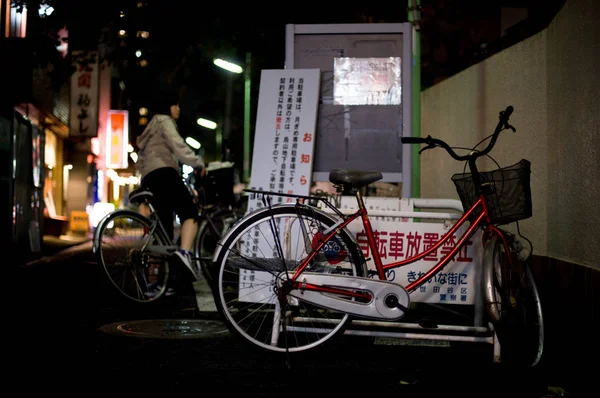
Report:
483,235,544,368
213,203,368,354
95,209,171,303
194,207,240,286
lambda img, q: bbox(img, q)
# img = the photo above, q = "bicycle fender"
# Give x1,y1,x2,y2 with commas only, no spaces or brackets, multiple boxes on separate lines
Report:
92,209,148,254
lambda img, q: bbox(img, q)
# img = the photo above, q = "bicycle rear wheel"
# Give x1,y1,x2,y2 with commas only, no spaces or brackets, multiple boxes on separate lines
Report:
194,207,240,286
213,204,367,353
483,235,544,368
95,210,171,303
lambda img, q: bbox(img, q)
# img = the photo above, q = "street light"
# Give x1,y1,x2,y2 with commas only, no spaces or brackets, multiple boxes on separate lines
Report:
196,117,220,160
196,117,217,130
213,59,243,74
185,137,201,150
213,58,240,162
213,55,251,181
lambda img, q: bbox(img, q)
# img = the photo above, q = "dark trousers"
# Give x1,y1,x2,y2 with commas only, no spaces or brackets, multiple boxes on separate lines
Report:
140,166,198,241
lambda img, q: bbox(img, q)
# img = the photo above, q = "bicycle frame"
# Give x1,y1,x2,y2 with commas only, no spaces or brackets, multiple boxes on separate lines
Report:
247,106,520,301
141,176,213,252
141,183,239,261
246,187,512,302
135,205,177,257
357,191,510,294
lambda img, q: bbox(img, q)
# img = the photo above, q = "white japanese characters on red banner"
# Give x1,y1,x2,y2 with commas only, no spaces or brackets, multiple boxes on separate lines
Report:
246,69,320,215
344,219,482,305
70,51,99,138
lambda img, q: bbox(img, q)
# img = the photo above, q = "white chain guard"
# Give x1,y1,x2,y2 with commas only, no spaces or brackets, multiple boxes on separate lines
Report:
283,273,411,321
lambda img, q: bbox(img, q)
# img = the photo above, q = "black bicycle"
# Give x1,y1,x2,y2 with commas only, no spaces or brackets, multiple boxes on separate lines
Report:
93,172,241,303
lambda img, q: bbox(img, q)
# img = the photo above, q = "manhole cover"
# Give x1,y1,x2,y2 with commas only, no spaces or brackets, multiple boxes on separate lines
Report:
98,319,230,339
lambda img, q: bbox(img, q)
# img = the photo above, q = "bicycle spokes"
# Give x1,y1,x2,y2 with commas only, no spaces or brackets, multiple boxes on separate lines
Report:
214,205,367,353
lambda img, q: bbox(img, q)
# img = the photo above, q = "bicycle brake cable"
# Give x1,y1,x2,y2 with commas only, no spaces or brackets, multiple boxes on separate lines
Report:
418,142,437,154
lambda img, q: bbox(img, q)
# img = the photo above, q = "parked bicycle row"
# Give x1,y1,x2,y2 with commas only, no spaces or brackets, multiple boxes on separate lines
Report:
93,105,543,371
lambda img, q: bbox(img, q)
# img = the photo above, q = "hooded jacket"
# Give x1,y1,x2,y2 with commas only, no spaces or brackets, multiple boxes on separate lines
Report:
136,114,205,177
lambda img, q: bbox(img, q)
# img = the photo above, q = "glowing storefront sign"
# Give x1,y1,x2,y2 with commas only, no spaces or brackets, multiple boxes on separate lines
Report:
105,110,129,169
44,130,57,168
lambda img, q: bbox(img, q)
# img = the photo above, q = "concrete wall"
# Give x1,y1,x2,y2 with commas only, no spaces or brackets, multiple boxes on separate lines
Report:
545,0,600,270
420,0,599,270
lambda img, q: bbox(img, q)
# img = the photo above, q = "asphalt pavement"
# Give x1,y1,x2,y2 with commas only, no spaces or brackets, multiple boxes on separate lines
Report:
5,236,580,397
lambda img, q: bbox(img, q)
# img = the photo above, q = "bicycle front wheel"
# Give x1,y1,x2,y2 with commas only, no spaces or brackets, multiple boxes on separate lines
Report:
213,204,367,354
483,235,544,368
95,210,171,303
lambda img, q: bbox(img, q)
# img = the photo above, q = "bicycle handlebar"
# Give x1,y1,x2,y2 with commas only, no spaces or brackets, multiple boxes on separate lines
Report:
401,105,515,161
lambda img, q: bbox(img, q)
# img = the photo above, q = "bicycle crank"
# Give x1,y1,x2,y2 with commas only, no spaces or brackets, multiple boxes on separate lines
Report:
279,273,411,321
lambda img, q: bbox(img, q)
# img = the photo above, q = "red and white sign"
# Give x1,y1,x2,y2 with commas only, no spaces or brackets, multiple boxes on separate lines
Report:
70,51,99,137
246,69,321,215
105,110,129,169
344,219,482,304
238,69,321,295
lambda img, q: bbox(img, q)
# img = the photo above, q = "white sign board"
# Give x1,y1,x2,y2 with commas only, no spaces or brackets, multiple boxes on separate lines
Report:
246,69,321,214
240,69,321,283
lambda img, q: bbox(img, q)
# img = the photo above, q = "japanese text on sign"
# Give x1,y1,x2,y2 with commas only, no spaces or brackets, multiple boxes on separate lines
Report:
70,51,99,138
345,220,482,304
241,69,320,272
236,219,482,306
246,69,320,215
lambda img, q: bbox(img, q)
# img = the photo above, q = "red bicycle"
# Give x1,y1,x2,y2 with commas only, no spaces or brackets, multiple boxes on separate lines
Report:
211,105,543,368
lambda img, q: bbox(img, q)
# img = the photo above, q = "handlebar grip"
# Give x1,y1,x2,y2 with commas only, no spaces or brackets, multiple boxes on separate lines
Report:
401,137,427,144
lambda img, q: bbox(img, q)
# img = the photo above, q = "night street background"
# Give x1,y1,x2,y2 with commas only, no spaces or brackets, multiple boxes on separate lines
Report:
29,0,565,165
5,239,580,397
4,1,590,396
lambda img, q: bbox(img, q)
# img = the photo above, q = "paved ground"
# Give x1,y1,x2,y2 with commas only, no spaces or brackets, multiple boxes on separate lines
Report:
5,237,581,397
